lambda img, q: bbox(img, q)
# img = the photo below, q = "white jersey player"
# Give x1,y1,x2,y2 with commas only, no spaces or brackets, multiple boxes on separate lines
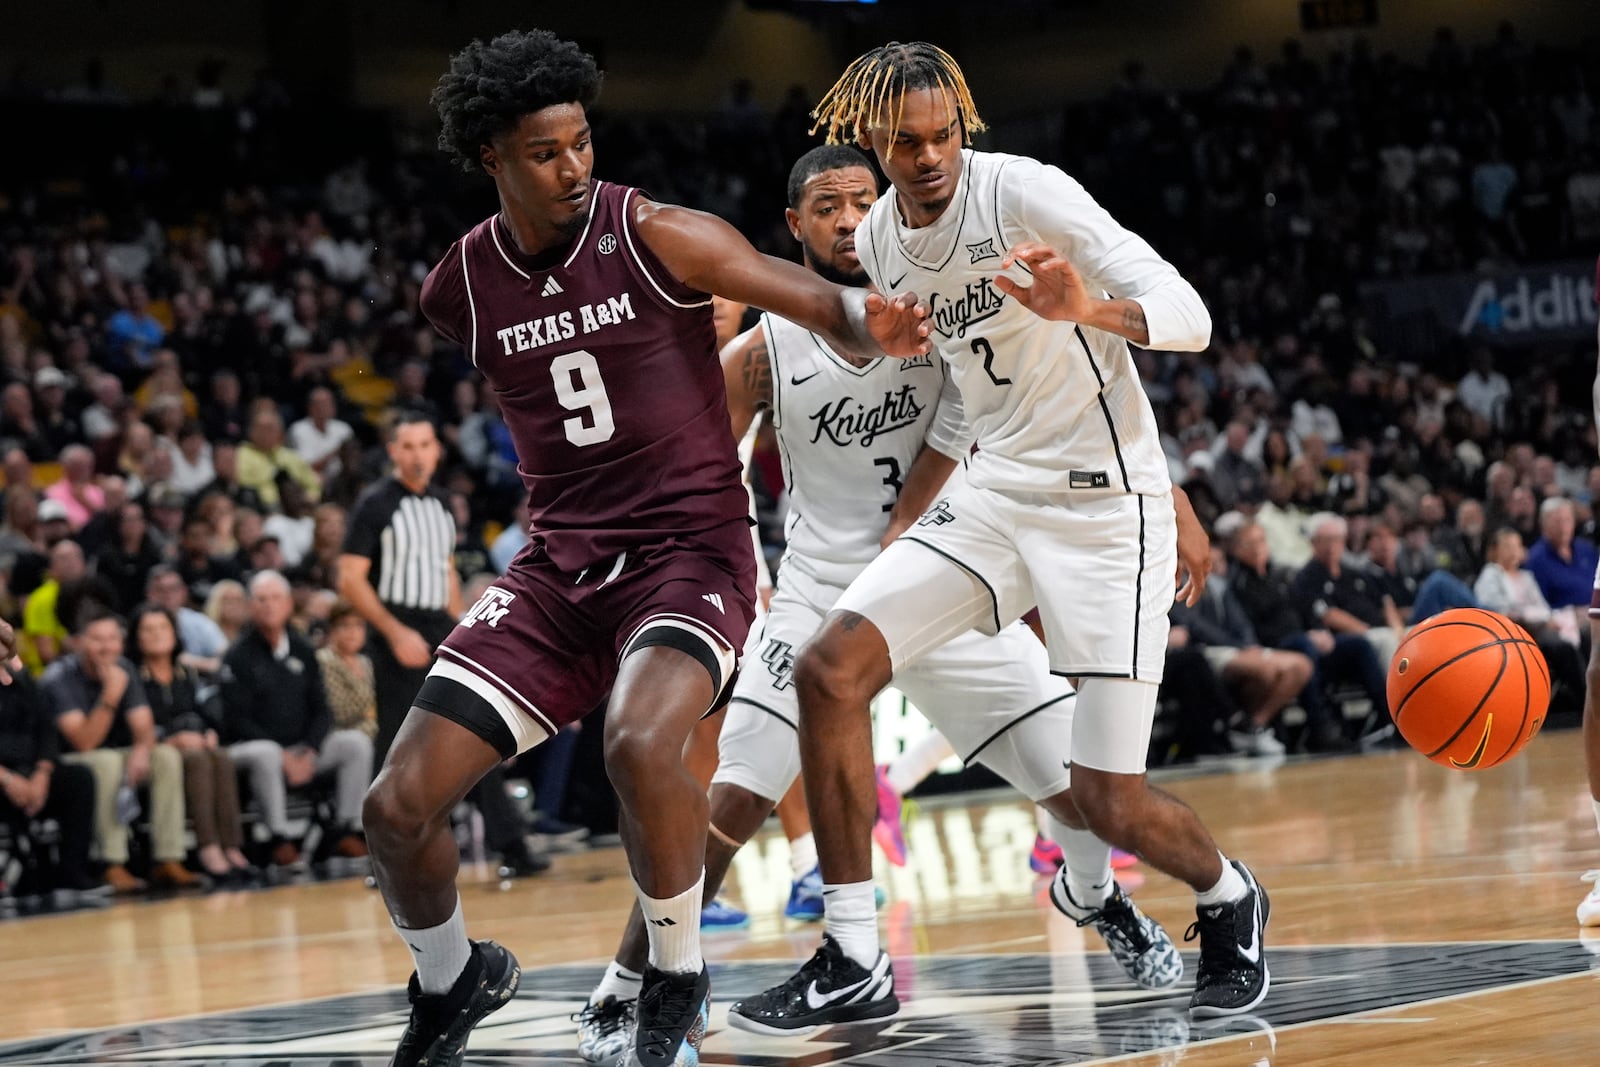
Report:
577,145,1182,1065
731,44,1271,1035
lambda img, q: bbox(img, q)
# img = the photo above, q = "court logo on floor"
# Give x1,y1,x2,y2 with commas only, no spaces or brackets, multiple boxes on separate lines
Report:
2,943,1594,1065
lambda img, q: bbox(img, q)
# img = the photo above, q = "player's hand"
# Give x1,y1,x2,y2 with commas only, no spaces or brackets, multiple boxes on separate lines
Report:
1173,501,1211,607
390,627,434,670
994,242,1095,324
863,290,931,358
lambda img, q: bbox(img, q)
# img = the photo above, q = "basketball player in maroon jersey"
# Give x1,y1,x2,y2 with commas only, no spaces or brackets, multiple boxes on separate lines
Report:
362,30,929,1067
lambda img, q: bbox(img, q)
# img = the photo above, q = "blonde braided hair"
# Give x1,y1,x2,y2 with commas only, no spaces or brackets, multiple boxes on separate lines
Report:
811,42,985,157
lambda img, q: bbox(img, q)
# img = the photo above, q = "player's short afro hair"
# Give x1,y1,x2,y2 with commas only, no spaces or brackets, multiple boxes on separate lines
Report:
786,145,875,209
431,29,603,173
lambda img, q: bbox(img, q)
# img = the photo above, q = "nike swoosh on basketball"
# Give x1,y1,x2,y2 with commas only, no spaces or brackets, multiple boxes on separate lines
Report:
1237,890,1262,964
805,975,872,1011
790,370,821,386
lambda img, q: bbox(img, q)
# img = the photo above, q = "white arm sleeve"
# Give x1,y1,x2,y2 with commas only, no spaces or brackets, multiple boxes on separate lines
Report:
924,370,974,459
1006,159,1211,351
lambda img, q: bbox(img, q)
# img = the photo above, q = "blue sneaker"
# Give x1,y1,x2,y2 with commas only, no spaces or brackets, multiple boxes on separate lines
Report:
700,897,750,931
785,866,824,921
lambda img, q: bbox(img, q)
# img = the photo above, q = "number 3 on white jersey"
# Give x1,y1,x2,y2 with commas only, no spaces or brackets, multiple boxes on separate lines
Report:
549,349,615,446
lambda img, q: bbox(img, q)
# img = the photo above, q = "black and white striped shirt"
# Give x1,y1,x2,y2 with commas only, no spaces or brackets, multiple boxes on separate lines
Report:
343,478,455,612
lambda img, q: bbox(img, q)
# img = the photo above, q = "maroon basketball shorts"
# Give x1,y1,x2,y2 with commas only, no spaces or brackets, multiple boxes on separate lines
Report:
417,520,756,756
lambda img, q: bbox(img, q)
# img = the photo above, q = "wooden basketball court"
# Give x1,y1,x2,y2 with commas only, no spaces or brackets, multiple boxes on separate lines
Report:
3,731,1597,1065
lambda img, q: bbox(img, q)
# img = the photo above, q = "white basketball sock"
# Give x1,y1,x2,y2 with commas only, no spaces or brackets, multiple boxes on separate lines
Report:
1195,852,1247,907
789,832,818,878
1047,814,1114,911
397,894,472,995
590,960,643,1005
887,731,956,796
637,872,705,975
823,880,880,967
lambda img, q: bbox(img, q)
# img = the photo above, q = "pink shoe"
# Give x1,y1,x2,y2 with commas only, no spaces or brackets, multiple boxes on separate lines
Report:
872,763,908,866
1111,848,1139,870
1028,833,1065,874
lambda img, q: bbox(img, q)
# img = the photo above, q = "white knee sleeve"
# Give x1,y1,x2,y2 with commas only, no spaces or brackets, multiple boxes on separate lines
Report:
1070,678,1159,775
709,700,802,803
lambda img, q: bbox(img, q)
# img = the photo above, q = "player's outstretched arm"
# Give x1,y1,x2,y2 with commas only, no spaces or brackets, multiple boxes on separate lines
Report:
720,325,771,442
635,199,931,359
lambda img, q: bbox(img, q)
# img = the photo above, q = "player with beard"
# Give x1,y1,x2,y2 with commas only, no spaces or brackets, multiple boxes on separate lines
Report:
576,145,1186,1064
364,30,929,1067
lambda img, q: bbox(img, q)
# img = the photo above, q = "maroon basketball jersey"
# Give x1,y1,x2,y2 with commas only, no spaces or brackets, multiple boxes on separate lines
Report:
420,182,749,571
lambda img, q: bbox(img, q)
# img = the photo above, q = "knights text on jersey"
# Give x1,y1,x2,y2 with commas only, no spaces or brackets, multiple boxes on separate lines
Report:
761,313,950,586
418,182,749,571
855,149,1209,498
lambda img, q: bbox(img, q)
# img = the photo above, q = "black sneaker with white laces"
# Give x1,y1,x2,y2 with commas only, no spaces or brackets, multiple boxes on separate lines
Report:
389,939,520,1067
1185,860,1270,1017
726,934,897,1037
631,966,709,1066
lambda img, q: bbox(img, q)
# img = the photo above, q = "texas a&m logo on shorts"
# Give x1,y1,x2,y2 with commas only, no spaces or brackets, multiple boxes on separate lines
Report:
461,587,516,629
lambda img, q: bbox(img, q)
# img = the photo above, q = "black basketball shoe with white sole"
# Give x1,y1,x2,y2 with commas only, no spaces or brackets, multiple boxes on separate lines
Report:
389,939,520,1067
630,966,709,1066
726,935,897,1036
1186,860,1270,1017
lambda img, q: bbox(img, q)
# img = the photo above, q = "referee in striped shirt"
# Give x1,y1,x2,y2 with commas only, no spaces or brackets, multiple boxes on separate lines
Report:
338,411,548,878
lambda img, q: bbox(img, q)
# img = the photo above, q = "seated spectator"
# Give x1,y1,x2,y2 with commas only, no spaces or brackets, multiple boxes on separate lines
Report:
43,445,103,531
0,382,51,461
262,472,315,567
1362,520,1478,626
0,486,44,586
288,386,354,476
44,609,200,893
167,422,215,498
204,579,249,645
1473,527,1586,715
33,366,83,458
1253,475,1314,568
1434,498,1490,582
201,370,247,445
104,282,164,371
1229,521,1384,749
97,503,165,612
220,571,371,868
132,349,198,420
202,443,265,513
237,406,319,511
144,565,228,675
1294,512,1404,670
1525,496,1599,612
22,538,85,676
0,672,102,901
1171,547,1312,756
316,600,376,739
129,603,254,882
1159,623,1241,761
174,514,242,606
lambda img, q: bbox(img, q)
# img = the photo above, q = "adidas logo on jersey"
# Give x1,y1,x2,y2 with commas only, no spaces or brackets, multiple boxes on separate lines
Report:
702,592,725,614
540,276,564,297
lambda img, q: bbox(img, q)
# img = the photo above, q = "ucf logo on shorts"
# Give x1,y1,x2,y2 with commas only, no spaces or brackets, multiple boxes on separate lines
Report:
761,638,796,690
918,501,956,526
461,587,516,629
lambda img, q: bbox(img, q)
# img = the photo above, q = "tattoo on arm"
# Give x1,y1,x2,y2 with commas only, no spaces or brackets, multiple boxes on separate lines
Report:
1121,302,1147,337
741,340,773,410
837,610,868,633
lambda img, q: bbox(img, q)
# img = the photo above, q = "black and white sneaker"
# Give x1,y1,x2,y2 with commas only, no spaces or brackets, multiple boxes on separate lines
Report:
1051,873,1184,989
574,995,634,1066
631,966,709,1066
389,939,520,1067
1185,861,1270,1017
726,935,897,1037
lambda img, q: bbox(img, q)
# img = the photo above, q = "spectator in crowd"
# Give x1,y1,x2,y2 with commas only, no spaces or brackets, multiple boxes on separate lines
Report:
32,366,82,457
174,515,241,606
450,492,492,581
263,472,315,567
0,672,102,901
144,565,227,675
237,406,319,511
1458,347,1511,430
104,282,164,371
167,422,215,498
44,609,200,892
22,537,84,675
1294,512,1405,671
43,445,103,531
203,579,249,647
79,374,125,445
1229,521,1382,750
0,382,50,462
1362,520,1478,626
1434,498,1490,582
287,386,353,477
316,600,376,739
202,371,247,445
220,570,370,868
1473,526,1587,716
97,503,164,612
1525,496,1599,615
129,603,253,882
1172,546,1313,756
0,487,43,585
202,443,265,514
1159,623,1242,761
1209,420,1264,512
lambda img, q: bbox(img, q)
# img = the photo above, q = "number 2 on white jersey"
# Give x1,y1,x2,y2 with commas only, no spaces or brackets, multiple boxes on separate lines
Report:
549,350,615,447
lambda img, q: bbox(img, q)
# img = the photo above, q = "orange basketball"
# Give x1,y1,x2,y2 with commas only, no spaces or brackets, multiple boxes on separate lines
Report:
1386,607,1550,770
